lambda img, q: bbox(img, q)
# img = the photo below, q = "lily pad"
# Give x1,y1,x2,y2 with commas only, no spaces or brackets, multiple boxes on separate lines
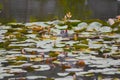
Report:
35,65,50,71
26,76,40,80
0,30,8,34
65,68,83,72
87,22,102,31
57,72,69,76
99,26,112,33
55,76,74,80
55,25,68,30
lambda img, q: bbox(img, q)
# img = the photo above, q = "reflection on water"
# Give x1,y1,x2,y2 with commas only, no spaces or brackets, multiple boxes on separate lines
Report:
0,0,118,23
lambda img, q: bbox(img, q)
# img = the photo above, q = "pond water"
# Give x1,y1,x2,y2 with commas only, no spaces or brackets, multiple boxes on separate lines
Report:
0,0,119,23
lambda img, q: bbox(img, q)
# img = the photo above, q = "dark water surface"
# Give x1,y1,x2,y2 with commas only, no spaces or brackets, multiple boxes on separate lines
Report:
0,0,119,23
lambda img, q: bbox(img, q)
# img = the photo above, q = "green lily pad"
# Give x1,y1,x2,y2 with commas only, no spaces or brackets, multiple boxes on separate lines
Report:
49,51,59,57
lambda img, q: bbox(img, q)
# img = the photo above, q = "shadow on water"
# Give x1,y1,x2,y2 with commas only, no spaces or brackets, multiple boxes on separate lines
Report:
0,0,119,23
